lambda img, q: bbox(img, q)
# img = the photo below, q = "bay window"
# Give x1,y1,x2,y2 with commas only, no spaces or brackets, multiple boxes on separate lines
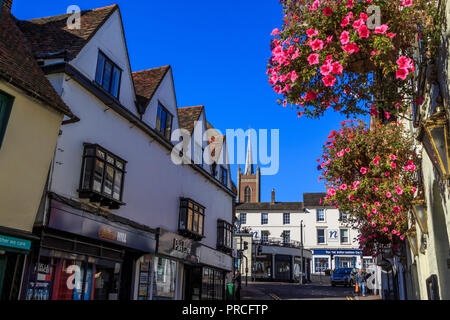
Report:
179,198,205,240
217,220,233,253
79,144,126,209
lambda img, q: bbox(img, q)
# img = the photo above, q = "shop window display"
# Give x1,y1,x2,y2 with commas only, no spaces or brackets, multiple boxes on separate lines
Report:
153,257,176,299
201,267,224,300
24,250,121,300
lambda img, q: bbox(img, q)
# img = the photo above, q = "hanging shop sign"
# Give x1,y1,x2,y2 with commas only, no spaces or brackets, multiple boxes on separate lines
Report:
48,200,156,253
0,234,31,251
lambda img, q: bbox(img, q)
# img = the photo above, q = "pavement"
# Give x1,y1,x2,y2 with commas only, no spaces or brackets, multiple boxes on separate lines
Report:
241,281,382,301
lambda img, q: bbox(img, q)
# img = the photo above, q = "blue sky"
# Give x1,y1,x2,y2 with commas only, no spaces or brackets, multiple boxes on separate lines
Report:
13,0,367,203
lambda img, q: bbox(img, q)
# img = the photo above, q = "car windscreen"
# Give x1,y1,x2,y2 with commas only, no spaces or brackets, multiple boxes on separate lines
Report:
335,269,352,274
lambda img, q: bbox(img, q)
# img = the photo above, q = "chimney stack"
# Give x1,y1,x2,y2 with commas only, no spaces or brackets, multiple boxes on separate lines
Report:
271,189,275,203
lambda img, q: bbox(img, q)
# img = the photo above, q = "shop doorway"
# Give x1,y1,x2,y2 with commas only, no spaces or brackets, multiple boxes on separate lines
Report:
183,266,201,300
275,255,291,281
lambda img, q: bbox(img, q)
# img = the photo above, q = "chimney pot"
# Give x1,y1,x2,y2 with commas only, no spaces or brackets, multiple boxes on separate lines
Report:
271,189,275,203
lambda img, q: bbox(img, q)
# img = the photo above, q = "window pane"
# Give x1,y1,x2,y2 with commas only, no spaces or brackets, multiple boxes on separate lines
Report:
102,61,113,92
193,212,199,233
179,208,187,230
111,66,121,98
159,108,167,134
103,165,114,196
95,53,106,85
106,155,115,165
93,160,104,193
156,107,162,133
82,158,95,190
165,114,172,140
198,214,203,235
113,171,122,200
187,209,193,231
97,149,106,159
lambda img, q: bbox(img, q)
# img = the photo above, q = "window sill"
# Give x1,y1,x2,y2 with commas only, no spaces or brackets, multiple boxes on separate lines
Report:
92,81,121,104
178,229,204,241
78,190,125,210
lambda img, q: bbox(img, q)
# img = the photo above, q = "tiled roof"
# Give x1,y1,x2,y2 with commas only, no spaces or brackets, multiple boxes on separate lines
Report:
16,5,118,61
236,202,305,211
303,193,327,207
132,66,171,109
177,106,204,135
0,11,75,118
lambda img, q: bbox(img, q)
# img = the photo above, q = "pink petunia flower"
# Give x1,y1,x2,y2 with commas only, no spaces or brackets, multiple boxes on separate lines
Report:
306,29,319,38
396,68,409,80
271,28,280,36
307,53,320,65
342,43,360,54
331,62,343,75
308,38,324,51
374,24,389,34
322,74,337,87
340,31,350,45
323,7,333,16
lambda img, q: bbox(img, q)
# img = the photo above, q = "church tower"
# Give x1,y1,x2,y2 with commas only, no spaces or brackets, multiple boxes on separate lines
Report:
237,131,261,203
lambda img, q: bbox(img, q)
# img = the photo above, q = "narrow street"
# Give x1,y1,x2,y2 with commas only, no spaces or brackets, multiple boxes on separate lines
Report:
241,281,380,301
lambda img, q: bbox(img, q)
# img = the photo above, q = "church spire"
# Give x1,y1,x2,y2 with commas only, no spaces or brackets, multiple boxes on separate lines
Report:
244,129,254,175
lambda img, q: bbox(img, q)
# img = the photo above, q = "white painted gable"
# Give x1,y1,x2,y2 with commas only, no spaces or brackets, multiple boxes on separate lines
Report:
70,9,138,116
142,69,179,132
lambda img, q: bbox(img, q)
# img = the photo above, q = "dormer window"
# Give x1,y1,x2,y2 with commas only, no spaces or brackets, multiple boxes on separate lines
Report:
79,144,126,209
220,167,227,186
156,103,173,140
95,51,122,99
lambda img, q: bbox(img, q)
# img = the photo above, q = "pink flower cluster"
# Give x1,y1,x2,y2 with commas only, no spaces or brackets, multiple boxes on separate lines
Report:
396,56,415,80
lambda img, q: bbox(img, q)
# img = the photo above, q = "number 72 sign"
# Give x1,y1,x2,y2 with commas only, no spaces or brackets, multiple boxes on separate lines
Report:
328,230,339,242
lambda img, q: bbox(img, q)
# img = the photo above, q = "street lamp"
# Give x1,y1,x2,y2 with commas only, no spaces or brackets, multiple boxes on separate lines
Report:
412,197,428,235
299,220,305,285
419,106,449,180
407,231,419,257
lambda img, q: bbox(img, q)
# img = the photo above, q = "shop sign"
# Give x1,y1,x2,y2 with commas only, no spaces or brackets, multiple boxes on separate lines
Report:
327,230,339,242
157,229,198,263
313,249,361,256
48,200,156,253
99,226,127,245
0,234,31,251
196,245,233,272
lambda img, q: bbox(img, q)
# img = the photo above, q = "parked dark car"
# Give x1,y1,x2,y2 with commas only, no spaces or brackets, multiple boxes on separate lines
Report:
331,268,357,287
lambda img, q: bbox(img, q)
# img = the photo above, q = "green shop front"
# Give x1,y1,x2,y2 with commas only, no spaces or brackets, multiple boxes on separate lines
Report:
0,229,34,300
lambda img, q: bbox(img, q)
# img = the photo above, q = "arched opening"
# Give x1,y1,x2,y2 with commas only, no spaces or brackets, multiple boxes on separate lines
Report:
244,186,251,203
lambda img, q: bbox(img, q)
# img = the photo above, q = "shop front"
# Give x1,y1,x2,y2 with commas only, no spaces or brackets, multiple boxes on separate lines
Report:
134,230,232,301
254,245,312,282
192,244,232,301
0,230,34,300
135,228,199,300
22,199,157,300
312,249,362,273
